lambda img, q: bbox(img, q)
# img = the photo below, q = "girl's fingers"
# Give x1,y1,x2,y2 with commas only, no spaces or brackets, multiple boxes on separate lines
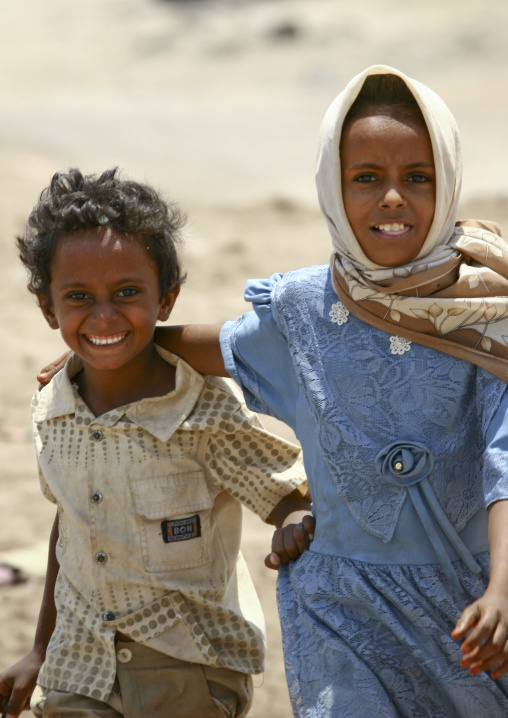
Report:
459,615,496,654
492,650,508,679
467,627,508,673
452,604,480,640
36,352,70,385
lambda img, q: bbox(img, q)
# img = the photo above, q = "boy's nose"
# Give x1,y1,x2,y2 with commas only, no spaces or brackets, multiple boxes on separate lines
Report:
379,187,407,209
92,301,117,322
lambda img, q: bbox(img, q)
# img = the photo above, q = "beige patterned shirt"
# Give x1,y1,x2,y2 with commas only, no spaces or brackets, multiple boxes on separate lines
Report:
32,348,306,703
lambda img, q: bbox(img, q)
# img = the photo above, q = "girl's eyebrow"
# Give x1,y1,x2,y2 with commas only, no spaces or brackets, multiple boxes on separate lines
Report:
346,160,435,170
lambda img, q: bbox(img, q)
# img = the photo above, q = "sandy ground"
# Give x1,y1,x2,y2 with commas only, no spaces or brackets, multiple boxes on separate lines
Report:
2,1,508,715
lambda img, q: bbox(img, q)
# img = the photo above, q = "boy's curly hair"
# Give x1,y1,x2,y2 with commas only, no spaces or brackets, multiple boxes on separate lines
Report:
18,168,186,304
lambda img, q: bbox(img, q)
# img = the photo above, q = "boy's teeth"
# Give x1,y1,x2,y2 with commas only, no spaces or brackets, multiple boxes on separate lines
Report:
376,223,406,232
88,334,126,346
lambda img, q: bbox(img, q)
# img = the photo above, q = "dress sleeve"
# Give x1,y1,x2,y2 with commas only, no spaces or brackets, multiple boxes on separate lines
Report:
220,275,300,429
483,384,508,507
203,402,308,521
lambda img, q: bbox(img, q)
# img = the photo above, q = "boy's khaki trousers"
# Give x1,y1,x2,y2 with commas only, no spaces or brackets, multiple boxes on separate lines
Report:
31,641,253,718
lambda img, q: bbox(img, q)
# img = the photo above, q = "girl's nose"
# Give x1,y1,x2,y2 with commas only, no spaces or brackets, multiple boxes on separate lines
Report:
379,186,407,209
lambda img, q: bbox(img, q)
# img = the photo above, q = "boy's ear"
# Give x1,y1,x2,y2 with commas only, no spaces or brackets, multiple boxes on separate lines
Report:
37,295,59,330
158,287,180,323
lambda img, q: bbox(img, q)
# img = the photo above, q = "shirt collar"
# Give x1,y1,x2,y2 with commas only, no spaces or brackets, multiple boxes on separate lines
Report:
32,346,206,443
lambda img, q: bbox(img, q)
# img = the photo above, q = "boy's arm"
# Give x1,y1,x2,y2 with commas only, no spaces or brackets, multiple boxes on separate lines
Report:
451,499,508,678
0,512,59,718
154,325,228,377
264,489,315,570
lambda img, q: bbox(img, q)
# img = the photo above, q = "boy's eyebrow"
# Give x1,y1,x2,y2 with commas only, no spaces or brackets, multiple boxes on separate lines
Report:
56,276,150,290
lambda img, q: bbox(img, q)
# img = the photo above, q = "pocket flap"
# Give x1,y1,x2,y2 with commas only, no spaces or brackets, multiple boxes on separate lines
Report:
130,472,212,519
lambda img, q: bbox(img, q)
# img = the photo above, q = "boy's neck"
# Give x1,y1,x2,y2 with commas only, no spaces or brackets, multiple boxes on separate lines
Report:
74,344,176,417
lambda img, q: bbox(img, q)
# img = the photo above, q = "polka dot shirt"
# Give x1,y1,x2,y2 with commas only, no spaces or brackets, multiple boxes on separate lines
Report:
31,349,307,703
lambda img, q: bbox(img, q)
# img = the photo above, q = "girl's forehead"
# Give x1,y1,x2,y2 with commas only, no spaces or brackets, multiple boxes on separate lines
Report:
340,113,433,162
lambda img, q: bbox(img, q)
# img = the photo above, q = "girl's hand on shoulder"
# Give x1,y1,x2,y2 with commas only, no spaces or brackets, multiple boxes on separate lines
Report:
451,589,508,679
265,514,315,570
0,648,45,717
37,351,70,386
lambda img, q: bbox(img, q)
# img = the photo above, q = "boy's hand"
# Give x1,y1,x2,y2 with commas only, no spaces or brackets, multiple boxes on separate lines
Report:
37,351,70,386
0,649,44,717
451,588,508,679
265,513,315,570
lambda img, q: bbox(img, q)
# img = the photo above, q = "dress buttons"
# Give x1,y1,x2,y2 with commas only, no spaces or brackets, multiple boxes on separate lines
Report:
117,648,133,664
90,491,103,504
95,551,108,565
102,610,115,622
90,430,104,441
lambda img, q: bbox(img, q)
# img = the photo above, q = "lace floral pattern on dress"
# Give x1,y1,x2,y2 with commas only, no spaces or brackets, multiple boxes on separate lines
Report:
389,335,411,355
329,301,349,326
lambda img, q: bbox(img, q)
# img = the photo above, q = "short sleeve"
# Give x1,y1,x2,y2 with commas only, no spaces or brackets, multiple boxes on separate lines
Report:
483,384,508,507
220,275,300,429
204,404,308,521
38,462,57,504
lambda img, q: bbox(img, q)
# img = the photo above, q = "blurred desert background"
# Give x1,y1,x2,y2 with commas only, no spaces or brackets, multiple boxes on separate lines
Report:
2,1,508,715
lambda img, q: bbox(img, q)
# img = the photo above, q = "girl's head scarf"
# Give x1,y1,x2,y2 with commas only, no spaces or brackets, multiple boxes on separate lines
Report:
316,65,508,381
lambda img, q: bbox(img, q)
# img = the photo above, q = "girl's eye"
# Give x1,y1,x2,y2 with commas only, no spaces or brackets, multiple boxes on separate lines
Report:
354,173,377,184
118,287,138,298
408,173,430,184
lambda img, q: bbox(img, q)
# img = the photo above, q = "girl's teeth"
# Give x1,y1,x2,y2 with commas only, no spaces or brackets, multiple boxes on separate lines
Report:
376,223,406,232
88,334,125,346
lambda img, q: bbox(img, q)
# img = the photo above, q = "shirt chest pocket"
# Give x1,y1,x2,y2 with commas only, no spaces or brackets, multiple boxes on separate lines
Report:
130,472,213,572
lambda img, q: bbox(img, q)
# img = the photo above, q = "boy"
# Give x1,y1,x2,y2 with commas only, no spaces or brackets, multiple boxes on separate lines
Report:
0,168,312,718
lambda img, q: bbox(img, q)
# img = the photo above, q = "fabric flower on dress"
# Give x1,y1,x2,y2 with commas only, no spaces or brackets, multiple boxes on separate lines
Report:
329,301,349,326
389,336,411,355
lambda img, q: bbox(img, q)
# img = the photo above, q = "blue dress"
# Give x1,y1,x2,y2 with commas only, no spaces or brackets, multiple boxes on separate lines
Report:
220,265,508,717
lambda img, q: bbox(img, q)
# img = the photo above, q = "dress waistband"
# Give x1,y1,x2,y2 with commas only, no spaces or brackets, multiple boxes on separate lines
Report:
311,442,488,589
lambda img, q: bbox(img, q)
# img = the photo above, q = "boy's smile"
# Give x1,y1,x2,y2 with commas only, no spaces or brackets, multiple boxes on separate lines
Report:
340,113,436,267
41,229,177,376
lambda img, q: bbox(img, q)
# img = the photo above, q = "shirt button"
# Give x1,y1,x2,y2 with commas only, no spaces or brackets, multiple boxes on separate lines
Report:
90,430,104,442
95,551,108,565
117,648,133,664
102,610,115,622
37,699,46,711
90,491,103,504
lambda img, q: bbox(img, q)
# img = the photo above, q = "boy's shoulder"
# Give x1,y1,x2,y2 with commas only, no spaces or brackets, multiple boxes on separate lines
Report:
32,355,78,422
184,374,263,433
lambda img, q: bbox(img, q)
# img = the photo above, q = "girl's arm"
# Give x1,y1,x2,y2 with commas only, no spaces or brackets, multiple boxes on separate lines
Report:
0,512,59,718
37,324,228,385
154,325,228,377
451,499,508,678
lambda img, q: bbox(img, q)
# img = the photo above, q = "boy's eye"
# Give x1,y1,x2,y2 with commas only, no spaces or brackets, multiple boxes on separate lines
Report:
67,291,88,301
117,287,139,298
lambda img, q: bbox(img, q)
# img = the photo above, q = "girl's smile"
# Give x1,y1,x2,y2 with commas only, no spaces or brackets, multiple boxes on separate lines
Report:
340,113,436,267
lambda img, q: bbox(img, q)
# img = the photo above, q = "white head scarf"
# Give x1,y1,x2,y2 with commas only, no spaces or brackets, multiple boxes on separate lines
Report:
315,64,462,278
316,65,508,382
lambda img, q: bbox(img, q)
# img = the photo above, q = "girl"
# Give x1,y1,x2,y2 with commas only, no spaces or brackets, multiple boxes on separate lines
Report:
40,67,508,716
